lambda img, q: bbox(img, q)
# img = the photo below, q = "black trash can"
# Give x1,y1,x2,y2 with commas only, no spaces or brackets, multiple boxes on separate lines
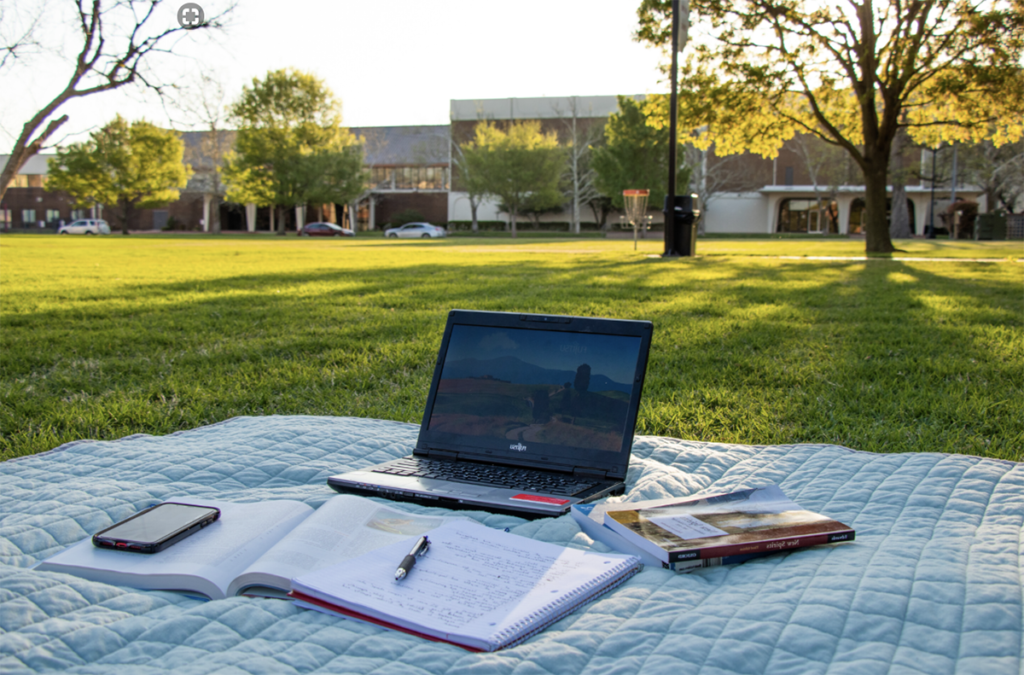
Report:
663,194,701,257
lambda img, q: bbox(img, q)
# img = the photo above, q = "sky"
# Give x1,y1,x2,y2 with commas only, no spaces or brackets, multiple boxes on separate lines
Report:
0,0,671,154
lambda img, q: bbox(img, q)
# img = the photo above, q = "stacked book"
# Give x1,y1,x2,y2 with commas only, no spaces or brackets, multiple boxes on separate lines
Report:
571,484,854,571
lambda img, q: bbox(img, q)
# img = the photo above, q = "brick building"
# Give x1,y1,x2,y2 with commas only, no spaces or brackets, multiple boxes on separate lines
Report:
2,94,990,236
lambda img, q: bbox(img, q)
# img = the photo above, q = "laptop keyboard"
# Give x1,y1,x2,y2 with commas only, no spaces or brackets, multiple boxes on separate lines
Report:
372,457,598,496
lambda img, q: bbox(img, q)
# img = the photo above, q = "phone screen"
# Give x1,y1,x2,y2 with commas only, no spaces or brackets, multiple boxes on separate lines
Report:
101,503,218,543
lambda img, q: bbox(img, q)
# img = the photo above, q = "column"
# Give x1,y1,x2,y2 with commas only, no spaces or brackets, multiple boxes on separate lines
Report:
369,198,376,231
765,195,783,234
245,203,256,232
836,196,854,235
202,194,212,233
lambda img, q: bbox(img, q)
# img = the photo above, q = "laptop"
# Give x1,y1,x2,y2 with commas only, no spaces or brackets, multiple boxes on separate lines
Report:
327,310,654,518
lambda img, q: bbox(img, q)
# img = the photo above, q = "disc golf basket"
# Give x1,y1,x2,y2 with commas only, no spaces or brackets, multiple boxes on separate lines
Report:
623,189,650,250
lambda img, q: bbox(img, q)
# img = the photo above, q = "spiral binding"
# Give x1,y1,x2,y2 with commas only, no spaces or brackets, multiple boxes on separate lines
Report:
485,556,643,650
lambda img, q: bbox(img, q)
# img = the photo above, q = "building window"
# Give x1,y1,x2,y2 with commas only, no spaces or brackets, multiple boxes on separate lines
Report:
784,166,794,186
71,209,88,220
371,167,394,189
777,199,838,233
46,209,61,223
849,198,916,235
0,209,11,226
22,209,36,225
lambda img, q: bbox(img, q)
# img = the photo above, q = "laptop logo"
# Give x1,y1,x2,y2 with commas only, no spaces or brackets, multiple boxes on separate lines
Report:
510,442,527,451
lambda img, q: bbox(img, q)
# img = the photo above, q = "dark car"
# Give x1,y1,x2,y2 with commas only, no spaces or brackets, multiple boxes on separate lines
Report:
299,222,354,237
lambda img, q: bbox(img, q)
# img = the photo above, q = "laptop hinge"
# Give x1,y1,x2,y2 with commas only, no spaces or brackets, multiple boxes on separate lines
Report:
425,448,459,461
573,466,609,480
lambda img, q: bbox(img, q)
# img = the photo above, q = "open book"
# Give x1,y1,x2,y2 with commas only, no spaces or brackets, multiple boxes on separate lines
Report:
290,519,643,652
36,495,462,600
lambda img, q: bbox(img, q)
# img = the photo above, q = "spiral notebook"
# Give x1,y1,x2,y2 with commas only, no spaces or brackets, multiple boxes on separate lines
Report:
289,519,642,652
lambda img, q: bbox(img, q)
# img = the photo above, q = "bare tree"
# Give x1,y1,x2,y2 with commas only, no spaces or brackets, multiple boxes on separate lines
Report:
170,73,233,233
0,2,44,71
792,134,847,235
957,139,1024,214
685,144,765,234
0,0,232,201
550,98,605,234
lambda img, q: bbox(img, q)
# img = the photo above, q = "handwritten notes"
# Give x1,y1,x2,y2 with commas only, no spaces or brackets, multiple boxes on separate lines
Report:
291,519,641,649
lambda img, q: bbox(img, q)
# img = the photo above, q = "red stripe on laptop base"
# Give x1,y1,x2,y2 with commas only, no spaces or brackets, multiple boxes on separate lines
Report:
510,494,570,505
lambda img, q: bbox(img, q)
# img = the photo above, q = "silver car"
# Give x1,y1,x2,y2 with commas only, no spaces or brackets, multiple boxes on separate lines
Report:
384,222,447,239
58,219,111,235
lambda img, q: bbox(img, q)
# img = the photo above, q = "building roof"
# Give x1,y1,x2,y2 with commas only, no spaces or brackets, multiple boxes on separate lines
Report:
450,95,644,121
349,125,450,166
1,154,55,175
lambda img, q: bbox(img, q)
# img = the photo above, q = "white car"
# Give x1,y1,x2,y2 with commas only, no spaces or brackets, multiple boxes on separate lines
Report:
58,219,111,235
384,222,447,239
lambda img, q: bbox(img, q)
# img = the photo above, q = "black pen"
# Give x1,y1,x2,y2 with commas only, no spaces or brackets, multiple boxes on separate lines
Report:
394,536,430,581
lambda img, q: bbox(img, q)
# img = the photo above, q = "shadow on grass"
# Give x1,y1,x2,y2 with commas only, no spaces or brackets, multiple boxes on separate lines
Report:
2,256,1021,461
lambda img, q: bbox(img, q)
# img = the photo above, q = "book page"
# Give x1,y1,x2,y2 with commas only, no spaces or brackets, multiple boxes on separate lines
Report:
228,495,460,596
36,499,312,599
292,519,640,650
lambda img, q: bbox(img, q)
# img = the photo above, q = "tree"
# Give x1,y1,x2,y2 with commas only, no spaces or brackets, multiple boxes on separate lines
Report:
222,69,365,234
684,144,767,234
951,139,1024,213
0,0,230,201
637,0,1024,253
46,116,192,234
171,73,234,233
791,134,848,234
550,98,607,234
450,143,488,232
593,96,690,217
461,121,565,238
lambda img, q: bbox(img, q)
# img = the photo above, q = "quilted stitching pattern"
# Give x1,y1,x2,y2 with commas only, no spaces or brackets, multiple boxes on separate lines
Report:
0,416,1020,674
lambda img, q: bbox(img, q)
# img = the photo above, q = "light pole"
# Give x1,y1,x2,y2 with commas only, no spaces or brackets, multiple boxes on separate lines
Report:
927,144,938,239
664,0,682,256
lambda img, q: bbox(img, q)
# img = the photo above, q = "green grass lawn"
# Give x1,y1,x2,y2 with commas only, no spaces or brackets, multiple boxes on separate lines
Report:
1,233,1021,462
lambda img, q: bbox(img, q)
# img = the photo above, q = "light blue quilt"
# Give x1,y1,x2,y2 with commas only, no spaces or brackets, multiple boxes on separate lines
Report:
1,416,1020,674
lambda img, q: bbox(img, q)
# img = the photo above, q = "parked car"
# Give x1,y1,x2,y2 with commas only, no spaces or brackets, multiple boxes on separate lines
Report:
384,222,447,239
58,219,111,235
299,222,354,237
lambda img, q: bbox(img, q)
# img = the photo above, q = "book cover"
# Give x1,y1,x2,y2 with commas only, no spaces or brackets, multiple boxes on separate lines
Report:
603,485,854,564
571,501,770,571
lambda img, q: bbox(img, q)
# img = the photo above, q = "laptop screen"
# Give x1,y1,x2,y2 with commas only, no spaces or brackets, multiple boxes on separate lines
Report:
426,324,643,454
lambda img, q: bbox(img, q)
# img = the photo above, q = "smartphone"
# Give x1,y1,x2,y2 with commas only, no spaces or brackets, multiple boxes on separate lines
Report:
92,502,220,554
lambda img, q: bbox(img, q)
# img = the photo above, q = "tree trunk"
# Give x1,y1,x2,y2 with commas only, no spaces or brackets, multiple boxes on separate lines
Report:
277,205,286,235
862,165,896,253
470,198,479,232
120,199,134,235
510,211,517,238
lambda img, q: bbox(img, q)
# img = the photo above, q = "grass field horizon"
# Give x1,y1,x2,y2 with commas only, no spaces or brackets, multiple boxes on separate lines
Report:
1,234,1021,462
